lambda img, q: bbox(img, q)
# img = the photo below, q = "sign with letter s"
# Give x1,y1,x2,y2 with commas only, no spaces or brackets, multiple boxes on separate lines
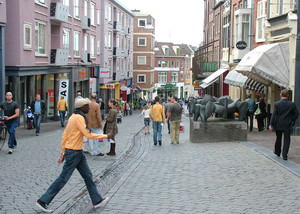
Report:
59,80,69,104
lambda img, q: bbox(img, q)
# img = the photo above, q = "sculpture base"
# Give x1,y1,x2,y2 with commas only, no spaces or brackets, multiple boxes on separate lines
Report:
190,118,247,143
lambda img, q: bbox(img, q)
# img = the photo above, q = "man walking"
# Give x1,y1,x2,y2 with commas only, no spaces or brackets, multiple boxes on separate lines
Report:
36,98,112,213
149,96,165,146
57,96,68,127
0,92,19,154
86,93,104,156
245,93,256,132
99,98,105,121
167,96,183,144
269,89,299,160
31,94,46,136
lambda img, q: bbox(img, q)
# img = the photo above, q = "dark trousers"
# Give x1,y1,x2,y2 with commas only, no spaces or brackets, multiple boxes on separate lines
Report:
274,129,291,158
256,116,265,131
245,112,254,131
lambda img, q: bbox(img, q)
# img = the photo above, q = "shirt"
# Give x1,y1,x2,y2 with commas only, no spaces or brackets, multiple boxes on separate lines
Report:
141,109,150,118
168,103,182,121
57,99,68,111
149,103,165,122
34,101,41,113
61,114,108,153
0,101,19,121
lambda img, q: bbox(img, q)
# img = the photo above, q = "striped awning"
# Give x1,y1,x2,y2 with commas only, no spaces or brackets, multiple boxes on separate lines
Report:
244,79,265,93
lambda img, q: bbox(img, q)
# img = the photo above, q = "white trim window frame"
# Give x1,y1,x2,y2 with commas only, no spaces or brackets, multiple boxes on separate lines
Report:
138,19,146,27
137,74,146,83
90,2,96,26
24,23,32,50
158,72,167,83
35,0,46,4
138,37,146,46
171,72,178,83
62,28,70,55
137,56,146,65
256,0,266,42
74,0,80,19
35,20,46,55
90,35,95,57
63,0,70,15
84,33,88,52
74,31,80,57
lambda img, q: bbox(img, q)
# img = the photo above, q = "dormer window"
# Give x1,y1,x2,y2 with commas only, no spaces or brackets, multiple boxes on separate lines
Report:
162,45,169,55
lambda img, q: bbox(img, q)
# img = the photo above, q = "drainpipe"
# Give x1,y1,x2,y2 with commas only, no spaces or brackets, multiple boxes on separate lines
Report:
294,0,300,135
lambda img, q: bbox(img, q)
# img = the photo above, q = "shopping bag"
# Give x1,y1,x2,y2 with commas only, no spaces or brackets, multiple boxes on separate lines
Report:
179,123,184,132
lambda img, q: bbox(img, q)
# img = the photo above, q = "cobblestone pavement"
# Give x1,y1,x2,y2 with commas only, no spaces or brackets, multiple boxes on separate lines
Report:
0,112,143,214
90,116,300,214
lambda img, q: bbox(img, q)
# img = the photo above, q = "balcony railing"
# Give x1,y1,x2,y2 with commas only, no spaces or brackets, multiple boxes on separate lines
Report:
50,2,68,23
50,49,69,65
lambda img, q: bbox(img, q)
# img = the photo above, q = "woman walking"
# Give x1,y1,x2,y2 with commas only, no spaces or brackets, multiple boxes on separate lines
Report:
255,97,267,131
104,99,118,156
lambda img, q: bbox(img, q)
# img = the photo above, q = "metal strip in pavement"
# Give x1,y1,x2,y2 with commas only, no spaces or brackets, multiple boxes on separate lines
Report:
240,141,300,177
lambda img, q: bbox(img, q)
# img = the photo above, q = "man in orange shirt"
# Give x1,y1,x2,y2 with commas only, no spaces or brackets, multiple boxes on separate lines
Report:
56,96,68,127
36,98,112,213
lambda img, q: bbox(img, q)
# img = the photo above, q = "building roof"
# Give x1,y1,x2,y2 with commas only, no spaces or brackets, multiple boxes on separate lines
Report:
154,42,194,57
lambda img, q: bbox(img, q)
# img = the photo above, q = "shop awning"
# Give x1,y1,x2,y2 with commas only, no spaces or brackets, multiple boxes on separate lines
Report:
200,68,228,89
235,42,289,88
224,70,248,88
224,70,265,93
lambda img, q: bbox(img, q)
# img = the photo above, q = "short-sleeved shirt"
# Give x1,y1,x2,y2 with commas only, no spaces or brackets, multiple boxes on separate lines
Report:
0,101,19,121
168,103,183,121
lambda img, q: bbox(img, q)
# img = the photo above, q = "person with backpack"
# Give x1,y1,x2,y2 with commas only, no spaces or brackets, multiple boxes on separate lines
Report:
245,93,256,132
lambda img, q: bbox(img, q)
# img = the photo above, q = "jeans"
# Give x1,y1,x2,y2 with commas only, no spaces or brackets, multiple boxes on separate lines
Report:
88,128,102,155
34,114,43,133
39,149,103,205
59,111,66,127
101,110,105,121
170,120,180,143
5,119,18,149
245,111,254,131
152,121,162,144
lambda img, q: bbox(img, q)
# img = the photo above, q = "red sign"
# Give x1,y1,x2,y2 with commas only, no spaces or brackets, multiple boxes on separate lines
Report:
48,89,54,102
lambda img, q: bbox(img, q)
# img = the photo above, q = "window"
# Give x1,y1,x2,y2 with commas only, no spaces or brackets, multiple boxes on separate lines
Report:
171,72,178,82
63,0,69,12
162,46,169,55
24,23,32,49
256,0,266,42
105,4,112,21
223,15,230,48
241,14,249,43
62,28,70,52
35,21,46,55
105,31,112,48
90,2,95,26
137,56,146,65
137,74,146,83
84,0,88,16
84,34,88,52
158,72,167,83
74,31,80,57
97,40,100,55
138,37,146,46
138,19,146,27
90,35,95,57
74,0,80,19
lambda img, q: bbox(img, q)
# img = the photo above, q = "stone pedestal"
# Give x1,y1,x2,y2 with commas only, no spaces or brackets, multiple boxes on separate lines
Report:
190,118,247,143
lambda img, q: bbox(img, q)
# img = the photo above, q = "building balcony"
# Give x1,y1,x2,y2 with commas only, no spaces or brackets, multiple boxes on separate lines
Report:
50,49,69,65
113,21,122,32
50,2,68,23
113,47,122,57
82,16,91,30
81,51,91,63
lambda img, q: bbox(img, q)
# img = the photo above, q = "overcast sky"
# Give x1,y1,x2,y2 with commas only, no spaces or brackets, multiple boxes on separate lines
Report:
119,0,204,47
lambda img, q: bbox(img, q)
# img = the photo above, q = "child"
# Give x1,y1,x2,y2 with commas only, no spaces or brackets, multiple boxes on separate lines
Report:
141,105,150,135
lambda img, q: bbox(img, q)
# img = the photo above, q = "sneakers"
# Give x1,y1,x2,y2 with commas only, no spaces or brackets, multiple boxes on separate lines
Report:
93,197,109,208
8,149,13,154
36,200,53,213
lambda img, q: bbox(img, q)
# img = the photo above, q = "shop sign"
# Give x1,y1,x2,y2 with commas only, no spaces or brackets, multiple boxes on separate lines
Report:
106,84,115,89
59,79,69,102
236,41,247,50
79,70,88,79
100,67,110,78
89,78,97,93
48,89,55,102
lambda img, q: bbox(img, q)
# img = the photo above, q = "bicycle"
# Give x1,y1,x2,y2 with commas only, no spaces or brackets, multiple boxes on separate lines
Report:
0,118,8,151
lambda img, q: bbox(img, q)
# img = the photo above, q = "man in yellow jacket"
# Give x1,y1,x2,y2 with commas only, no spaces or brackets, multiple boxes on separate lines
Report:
36,98,112,213
149,96,165,146
57,96,68,127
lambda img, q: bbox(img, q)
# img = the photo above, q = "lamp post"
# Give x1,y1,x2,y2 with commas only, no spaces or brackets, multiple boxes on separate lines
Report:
294,0,300,135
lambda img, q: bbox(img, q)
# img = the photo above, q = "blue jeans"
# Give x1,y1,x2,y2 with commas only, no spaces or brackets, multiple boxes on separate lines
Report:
59,111,66,126
152,121,162,144
34,114,42,133
5,119,18,149
101,110,105,121
39,149,103,205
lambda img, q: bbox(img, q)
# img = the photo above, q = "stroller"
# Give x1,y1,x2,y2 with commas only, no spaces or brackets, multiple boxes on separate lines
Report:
116,110,123,124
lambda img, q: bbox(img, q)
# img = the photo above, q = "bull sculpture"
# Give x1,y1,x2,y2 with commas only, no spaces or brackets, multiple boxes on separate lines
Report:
189,95,248,123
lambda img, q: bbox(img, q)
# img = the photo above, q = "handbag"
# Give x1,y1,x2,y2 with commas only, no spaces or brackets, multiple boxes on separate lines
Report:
254,107,261,116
